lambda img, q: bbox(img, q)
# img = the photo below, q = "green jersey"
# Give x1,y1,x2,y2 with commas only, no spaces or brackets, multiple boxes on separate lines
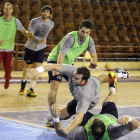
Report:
84,114,117,140
49,31,90,65
0,16,16,50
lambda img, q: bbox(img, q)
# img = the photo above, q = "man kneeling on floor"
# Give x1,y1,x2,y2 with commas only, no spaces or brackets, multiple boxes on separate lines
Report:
51,71,139,140
27,63,129,133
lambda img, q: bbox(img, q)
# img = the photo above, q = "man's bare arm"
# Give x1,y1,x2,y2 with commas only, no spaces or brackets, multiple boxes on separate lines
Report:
20,29,45,44
51,104,68,138
90,53,97,65
89,53,97,70
57,53,66,64
26,64,62,79
64,113,84,134
117,116,139,131
52,52,66,75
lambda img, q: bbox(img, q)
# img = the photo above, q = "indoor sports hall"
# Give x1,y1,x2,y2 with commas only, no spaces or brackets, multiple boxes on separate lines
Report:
0,0,140,139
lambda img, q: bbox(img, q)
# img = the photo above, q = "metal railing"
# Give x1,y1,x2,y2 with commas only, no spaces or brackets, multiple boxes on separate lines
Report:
13,43,140,70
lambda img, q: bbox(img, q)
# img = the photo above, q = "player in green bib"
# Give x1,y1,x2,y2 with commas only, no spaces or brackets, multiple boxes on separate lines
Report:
0,2,45,89
47,20,98,125
50,71,139,140
0,8,4,47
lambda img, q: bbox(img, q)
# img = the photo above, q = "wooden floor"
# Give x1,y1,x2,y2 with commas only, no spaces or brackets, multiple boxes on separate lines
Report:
0,82,140,112
0,61,139,112
0,61,139,139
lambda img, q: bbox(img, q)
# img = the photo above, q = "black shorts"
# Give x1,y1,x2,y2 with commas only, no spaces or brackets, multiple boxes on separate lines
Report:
100,101,118,119
47,61,69,83
67,99,93,126
24,48,46,64
67,101,118,126
67,99,77,116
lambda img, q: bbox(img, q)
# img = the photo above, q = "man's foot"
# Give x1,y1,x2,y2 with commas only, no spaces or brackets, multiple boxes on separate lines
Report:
19,80,27,95
116,68,129,78
19,88,25,95
27,88,37,97
4,80,9,89
46,116,54,128
108,72,117,88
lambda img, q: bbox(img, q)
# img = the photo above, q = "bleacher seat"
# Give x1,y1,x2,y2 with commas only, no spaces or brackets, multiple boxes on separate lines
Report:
41,0,51,7
2,0,138,60
127,25,137,36
30,0,41,6
19,0,29,6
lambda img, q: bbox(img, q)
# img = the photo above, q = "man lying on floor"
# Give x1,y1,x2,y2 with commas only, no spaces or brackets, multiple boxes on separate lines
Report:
50,71,139,140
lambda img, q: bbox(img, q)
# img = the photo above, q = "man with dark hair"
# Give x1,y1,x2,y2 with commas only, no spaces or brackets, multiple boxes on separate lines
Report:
47,19,97,124
19,5,54,97
77,67,90,81
40,5,53,18
50,71,139,140
0,2,44,89
79,20,93,30
26,64,129,134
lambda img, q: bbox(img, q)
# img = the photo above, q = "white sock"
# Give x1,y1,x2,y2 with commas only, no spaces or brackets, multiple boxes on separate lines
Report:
48,106,52,117
49,106,51,110
29,80,36,90
116,73,123,78
109,87,116,93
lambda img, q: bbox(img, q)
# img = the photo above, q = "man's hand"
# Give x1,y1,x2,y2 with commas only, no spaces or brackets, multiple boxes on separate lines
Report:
0,40,4,46
89,62,97,69
51,104,60,118
38,38,45,44
26,32,34,38
52,71,60,76
26,68,39,79
117,116,130,125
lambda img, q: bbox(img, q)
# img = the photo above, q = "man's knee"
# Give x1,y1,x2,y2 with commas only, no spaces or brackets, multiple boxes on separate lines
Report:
34,62,42,68
103,93,117,104
49,81,60,93
23,64,33,72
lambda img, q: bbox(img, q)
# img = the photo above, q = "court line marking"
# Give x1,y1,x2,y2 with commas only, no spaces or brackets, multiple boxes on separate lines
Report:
134,131,140,133
0,116,54,130
0,114,140,134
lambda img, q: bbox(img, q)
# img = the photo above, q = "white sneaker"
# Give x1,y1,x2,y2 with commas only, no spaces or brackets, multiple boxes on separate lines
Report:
46,116,54,128
116,68,130,78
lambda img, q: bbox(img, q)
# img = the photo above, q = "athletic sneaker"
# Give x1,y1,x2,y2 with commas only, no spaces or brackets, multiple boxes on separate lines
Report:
4,79,9,89
19,80,27,95
19,88,25,95
27,88,37,97
108,72,117,88
116,68,130,78
46,116,54,128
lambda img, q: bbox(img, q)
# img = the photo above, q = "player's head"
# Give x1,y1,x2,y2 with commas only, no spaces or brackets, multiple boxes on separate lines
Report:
4,2,13,16
40,5,53,19
91,117,105,139
79,20,92,41
71,67,90,86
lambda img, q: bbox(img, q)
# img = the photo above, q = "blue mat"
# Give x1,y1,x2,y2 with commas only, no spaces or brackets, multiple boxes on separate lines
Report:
0,117,66,140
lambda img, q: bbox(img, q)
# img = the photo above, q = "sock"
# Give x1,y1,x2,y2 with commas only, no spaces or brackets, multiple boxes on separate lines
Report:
109,87,116,93
49,106,51,110
116,73,123,78
21,80,27,89
48,106,52,117
29,80,36,90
